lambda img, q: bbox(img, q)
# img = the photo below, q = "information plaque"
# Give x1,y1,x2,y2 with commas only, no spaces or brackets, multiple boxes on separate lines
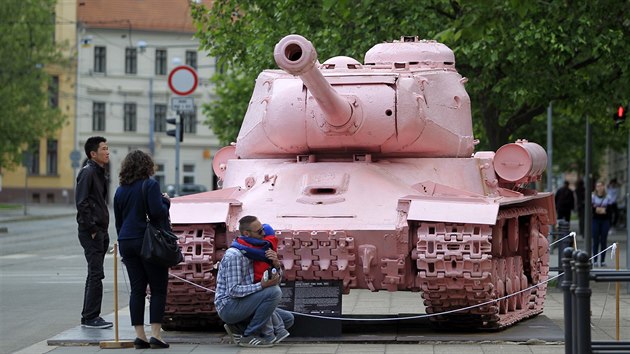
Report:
279,280,342,337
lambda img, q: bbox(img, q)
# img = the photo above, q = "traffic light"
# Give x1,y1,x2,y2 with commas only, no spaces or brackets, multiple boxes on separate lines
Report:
613,105,627,129
166,117,184,142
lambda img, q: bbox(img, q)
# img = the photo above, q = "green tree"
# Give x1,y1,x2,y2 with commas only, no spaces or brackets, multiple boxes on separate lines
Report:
0,0,65,170
192,0,629,155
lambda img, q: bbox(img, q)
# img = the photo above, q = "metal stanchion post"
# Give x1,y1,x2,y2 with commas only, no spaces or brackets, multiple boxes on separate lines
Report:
554,219,571,262
556,220,570,288
561,247,574,354
574,251,592,354
570,249,579,352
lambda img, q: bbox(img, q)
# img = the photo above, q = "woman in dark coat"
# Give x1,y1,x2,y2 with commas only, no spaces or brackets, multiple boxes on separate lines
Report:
114,150,171,349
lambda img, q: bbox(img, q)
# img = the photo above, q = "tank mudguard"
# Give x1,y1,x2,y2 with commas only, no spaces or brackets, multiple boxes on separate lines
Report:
169,187,244,224
405,196,499,225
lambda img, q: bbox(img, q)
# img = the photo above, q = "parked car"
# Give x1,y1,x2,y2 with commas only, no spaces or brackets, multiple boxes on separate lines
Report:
165,184,207,197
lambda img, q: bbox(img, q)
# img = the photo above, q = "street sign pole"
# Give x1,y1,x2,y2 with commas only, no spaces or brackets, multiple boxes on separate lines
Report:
167,65,197,197
174,113,181,197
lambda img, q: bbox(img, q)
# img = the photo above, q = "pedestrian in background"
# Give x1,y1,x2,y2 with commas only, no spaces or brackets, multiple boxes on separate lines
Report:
555,180,575,223
75,136,112,329
592,181,614,267
114,150,171,349
607,178,620,228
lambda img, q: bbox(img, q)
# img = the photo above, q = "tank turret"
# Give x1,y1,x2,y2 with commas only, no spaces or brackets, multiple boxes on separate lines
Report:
235,34,475,159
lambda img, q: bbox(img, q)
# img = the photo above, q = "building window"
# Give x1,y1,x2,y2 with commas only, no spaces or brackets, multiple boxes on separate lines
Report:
48,75,59,108
183,164,195,184
185,50,197,70
125,47,137,74
155,49,167,75
92,102,105,131
154,104,167,132
155,163,165,191
124,103,137,132
182,109,197,134
28,142,40,175
94,46,106,73
46,139,58,175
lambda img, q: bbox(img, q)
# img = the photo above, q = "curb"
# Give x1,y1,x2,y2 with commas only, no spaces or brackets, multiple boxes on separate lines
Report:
0,212,76,224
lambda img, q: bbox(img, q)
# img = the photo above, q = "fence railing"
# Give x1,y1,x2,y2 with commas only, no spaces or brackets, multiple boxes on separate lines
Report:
561,247,630,354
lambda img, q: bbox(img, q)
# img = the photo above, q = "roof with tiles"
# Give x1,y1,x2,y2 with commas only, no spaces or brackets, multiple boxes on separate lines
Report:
77,0,212,33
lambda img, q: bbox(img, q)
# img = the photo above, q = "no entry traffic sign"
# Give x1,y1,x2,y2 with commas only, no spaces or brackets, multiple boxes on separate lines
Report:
168,65,198,96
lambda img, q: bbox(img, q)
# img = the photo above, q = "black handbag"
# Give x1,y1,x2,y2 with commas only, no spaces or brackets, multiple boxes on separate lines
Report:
140,180,183,268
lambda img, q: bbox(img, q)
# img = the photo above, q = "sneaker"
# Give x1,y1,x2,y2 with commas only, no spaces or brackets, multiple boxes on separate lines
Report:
238,335,274,348
223,323,243,344
272,328,290,344
600,262,607,267
81,317,112,329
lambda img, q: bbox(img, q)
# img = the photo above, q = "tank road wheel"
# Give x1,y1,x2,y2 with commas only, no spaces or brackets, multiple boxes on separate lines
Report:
507,219,519,253
505,257,516,312
527,214,550,311
493,259,507,315
515,257,528,310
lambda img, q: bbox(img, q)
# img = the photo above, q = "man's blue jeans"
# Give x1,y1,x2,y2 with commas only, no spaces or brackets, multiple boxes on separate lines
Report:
262,308,294,338
217,286,282,337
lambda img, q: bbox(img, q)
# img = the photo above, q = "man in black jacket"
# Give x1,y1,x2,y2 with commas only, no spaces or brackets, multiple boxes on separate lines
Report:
76,136,112,329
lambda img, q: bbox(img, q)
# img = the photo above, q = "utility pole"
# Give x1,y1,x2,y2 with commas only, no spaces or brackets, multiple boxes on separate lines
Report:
584,116,592,255
149,78,155,156
547,102,553,192
627,126,630,293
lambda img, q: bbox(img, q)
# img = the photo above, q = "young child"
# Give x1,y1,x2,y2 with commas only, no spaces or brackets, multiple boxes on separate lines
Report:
231,224,290,344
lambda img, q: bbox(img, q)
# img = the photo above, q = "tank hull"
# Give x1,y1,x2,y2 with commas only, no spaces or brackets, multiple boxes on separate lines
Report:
163,156,554,330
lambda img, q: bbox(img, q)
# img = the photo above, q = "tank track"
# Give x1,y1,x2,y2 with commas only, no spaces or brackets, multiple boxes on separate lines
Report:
413,206,550,329
162,224,223,330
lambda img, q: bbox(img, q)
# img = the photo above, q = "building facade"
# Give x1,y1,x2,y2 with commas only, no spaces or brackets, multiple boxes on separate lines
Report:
77,0,219,202
2,0,220,204
0,0,78,205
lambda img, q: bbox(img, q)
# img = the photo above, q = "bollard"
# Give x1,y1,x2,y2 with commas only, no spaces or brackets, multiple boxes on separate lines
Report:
570,249,580,352
561,247,574,354
556,220,570,249
558,236,573,286
574,251,592,354
556,220,571,288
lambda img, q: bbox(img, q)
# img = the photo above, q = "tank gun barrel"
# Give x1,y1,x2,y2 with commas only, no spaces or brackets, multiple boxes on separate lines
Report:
274,35,353,128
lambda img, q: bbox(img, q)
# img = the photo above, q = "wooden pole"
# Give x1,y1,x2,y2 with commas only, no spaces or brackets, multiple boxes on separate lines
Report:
100,242,133,349
616,243,620,341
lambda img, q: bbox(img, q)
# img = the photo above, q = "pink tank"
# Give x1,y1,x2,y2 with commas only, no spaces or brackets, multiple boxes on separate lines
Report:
164,34,555,330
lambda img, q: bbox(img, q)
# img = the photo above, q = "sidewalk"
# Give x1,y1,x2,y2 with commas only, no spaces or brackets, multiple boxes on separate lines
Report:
15,283,630,354
0,204,76,224
5,207,630,354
